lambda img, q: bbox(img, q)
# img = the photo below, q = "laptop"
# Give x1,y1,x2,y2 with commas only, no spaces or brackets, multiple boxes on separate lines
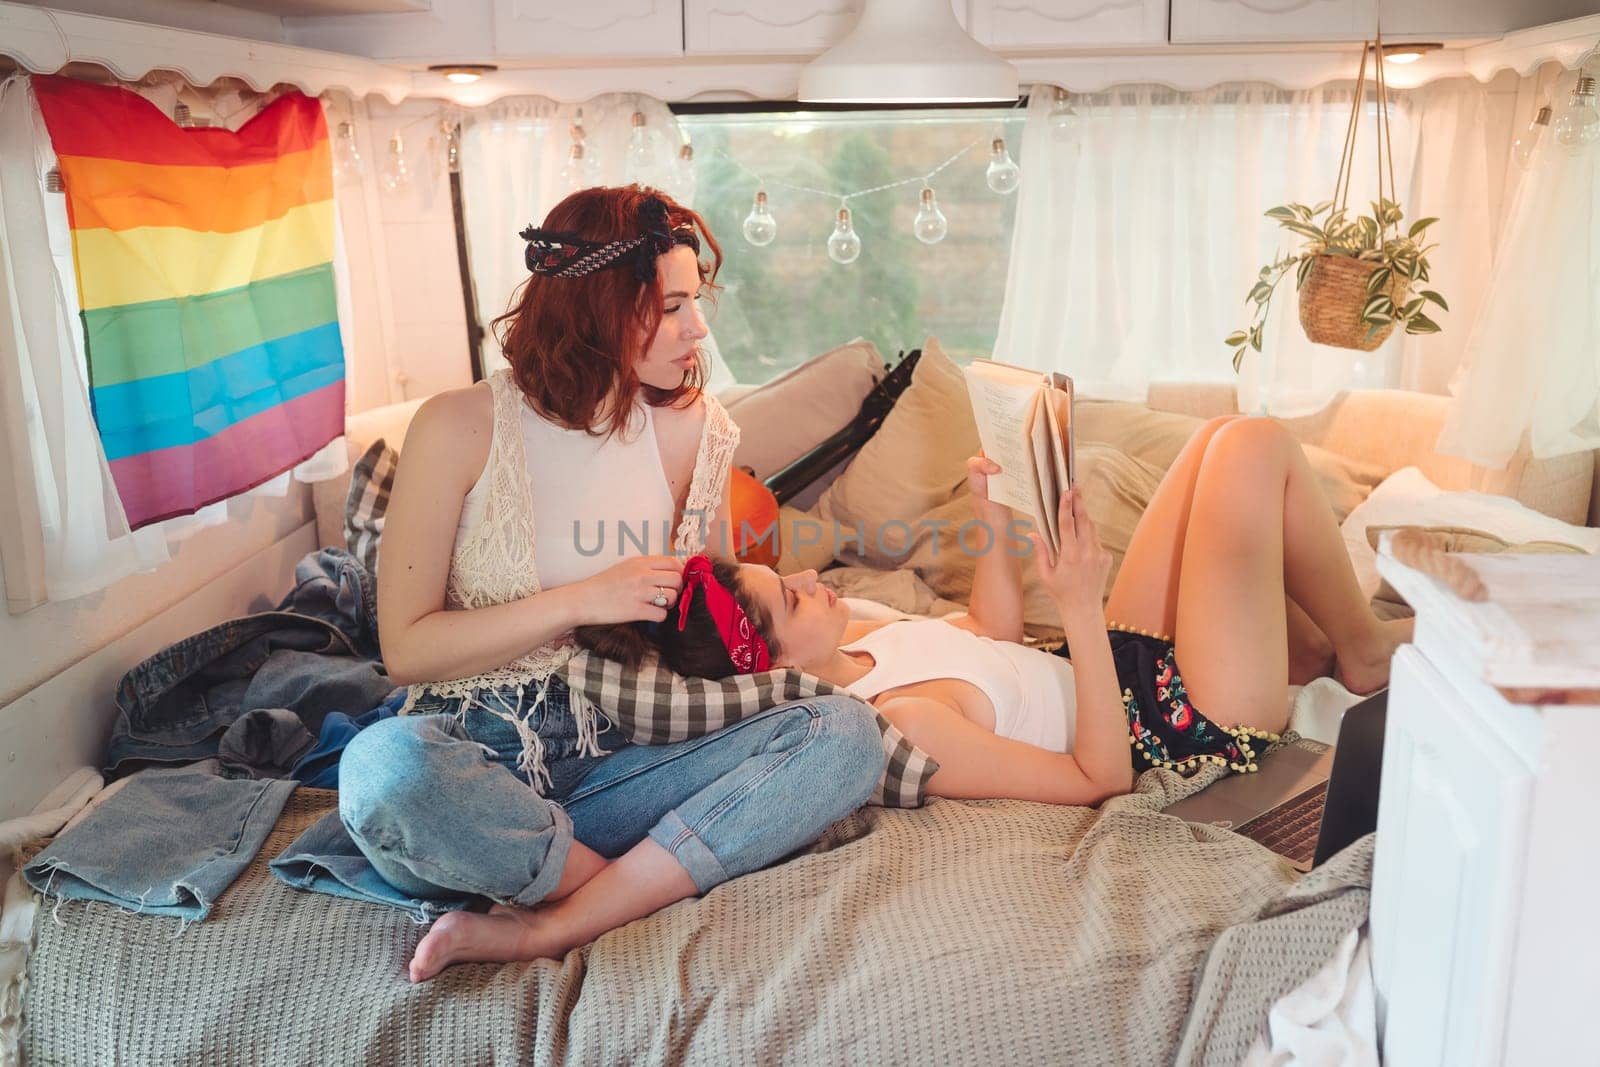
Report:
1162,691,1388,872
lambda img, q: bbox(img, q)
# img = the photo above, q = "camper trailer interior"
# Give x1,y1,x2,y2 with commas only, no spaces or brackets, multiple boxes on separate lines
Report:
2,0,1599,1062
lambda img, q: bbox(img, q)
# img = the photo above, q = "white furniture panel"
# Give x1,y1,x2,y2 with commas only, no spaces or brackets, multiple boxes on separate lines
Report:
491,0,683,59
683,0,863,57
1369,646,1532,1067
1171,0,1377,43
970,0,1166,49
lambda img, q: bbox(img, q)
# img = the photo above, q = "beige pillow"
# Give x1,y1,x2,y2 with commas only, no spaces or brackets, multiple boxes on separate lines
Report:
814,336,981,566
1363,524,1588,614
902,443,1167,637
723,338,884,482
1074,399,1386,522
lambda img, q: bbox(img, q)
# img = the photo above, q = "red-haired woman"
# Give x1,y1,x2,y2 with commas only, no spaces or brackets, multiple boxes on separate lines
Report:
336,187,885,982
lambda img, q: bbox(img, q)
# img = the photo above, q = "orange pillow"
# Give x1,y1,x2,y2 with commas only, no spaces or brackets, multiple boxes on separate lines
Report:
729,467,779,566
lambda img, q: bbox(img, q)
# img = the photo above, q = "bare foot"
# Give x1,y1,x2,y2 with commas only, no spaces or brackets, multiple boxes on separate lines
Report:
1334,617,1415,695
409,905,555,983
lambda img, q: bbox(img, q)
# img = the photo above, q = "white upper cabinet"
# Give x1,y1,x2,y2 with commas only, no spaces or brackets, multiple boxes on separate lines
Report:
683,0,864,56
969,0,1167,48
491,0,683,58
1171,0,1377,42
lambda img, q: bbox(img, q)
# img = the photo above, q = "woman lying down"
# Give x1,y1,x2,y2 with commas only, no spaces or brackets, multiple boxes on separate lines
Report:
580,415,1411,806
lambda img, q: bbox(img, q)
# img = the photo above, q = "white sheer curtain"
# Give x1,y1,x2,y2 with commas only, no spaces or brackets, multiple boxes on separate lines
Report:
0,75,347,606
1438,62,1600,467
995,78,1502,415
459,93,734,391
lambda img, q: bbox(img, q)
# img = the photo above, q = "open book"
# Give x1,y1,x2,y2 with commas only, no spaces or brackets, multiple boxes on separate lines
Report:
962,359,1075,558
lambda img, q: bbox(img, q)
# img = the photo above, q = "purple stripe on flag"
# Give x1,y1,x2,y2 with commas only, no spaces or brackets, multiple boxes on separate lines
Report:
108,379,344,529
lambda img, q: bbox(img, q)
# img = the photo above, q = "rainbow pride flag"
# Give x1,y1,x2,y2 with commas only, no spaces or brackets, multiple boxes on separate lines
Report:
32,76,345,529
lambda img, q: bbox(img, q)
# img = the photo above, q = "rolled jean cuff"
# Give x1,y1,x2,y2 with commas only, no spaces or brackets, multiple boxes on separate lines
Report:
508,800,577,908
648,810,729,895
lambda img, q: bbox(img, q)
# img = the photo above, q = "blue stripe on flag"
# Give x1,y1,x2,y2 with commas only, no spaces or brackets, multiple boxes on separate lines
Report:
93,320,344,461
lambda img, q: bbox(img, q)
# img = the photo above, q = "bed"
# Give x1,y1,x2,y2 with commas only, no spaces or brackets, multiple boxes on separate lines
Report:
7,347,1598,1065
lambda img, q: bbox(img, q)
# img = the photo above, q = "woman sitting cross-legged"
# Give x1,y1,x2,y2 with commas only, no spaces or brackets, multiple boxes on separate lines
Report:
579,415,1411,806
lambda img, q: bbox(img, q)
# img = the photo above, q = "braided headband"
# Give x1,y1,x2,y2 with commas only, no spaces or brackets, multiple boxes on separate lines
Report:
676,554,771,675
520,195,700,283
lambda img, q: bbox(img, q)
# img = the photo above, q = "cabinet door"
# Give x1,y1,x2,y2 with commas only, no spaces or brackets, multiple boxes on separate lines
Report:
492,0,682,58
1171,0,1377,42
1370,646,1533,1067
969,0,1165,48
683,0,863,56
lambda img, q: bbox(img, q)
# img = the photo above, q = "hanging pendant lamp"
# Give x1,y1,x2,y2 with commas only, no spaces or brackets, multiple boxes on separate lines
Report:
798,0,1019,104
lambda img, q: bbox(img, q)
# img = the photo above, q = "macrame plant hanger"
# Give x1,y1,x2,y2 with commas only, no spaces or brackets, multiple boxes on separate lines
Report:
1298,27,1409,351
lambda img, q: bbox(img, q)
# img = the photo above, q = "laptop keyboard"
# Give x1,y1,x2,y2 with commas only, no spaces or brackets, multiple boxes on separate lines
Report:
1236,783,1329,867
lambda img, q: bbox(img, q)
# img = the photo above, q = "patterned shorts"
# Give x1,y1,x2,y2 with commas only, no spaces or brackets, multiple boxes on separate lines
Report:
1055,626,1279,774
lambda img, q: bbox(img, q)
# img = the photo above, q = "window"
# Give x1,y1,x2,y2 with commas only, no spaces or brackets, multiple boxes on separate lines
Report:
678,107,1024,383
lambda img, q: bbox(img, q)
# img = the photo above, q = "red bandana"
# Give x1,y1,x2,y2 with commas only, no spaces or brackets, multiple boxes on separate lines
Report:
676,554,771,675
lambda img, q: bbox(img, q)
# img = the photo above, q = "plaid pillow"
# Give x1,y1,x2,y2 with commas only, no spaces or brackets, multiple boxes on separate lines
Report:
559,650,937,809
345,438,398,576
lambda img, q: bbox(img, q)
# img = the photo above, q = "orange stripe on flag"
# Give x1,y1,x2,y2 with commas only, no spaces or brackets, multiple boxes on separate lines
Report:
57,141,334,235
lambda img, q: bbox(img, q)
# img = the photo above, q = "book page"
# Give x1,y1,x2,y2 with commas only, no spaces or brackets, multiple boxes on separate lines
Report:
1026,393,1058,555
963,362,1044,520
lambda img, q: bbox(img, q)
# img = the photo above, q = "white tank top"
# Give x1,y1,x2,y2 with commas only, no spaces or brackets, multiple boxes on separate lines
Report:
840,619,1078,753
454,398,682,589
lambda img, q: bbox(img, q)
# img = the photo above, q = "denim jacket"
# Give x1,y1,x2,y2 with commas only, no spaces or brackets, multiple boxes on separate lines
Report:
105,549,394,776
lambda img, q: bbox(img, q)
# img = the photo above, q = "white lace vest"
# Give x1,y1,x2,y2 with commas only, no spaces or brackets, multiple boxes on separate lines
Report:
404,368,740,708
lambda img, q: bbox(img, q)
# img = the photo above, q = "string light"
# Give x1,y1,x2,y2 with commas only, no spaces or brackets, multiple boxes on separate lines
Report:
720,132,1004,261
333,121,365,181
667,142,697,200
1512,104,1552,170
626,111,656,181
743,190,777,246
1554,75,1600,154
985,136,1021,194
913,187,948,244
380,134,412,195
827,206,861,264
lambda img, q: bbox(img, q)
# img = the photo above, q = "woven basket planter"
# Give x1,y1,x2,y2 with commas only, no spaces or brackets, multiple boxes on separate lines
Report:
1297,253,1409,351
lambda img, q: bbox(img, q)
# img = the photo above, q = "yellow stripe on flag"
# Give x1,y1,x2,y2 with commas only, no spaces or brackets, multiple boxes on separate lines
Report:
73,199,336,311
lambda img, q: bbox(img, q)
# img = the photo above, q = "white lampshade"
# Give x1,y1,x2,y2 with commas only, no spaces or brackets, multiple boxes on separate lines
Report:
798,0,1019,104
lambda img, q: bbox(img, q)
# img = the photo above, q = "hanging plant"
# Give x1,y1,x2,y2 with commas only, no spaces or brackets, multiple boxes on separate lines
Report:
1226,199,1447,370
1227,34,1449,371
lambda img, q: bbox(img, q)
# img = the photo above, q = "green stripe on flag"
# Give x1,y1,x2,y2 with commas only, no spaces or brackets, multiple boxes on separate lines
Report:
81,262,338,387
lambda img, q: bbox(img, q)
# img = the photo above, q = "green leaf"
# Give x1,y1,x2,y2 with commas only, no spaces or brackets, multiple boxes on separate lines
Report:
1408,257,1423,280
1249,324,1264,351
1365,267,1392,295
1264,206,1298,221
1401,297,1425,318
1280,220,1326,241
1232,347,1246,373
1408,216,1439,237
1421,289,1449,311
1365,321,1388,341
1418,263,1431,283
1249,281,1275,305
1407,313,1442,334
1311,199,1334,216
1296,256,1315,288
1356,294,1395,319
1225,330,1249,346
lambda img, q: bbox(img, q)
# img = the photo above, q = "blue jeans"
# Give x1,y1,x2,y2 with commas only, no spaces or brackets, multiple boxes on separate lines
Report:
336,679,884,907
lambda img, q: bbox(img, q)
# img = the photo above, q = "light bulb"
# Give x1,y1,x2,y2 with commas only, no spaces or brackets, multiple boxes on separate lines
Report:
669,143,697,200
827,207,861,265
379,134,412,195
626,111,655,182
986,137,1021,195
1512,105,1553,169
1049,86,1079,133
333,122,364,181
742,190,777,246
1554,75,1600,154
913,187,948,244
560,143,591,193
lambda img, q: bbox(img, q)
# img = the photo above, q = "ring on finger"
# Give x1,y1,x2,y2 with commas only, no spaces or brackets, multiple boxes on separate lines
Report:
650,587,670,608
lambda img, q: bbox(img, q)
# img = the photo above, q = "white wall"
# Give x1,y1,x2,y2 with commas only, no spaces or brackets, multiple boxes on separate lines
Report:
0,489,314,708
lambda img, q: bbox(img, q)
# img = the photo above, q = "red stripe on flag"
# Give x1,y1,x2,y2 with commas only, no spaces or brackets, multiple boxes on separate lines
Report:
31,76,326,168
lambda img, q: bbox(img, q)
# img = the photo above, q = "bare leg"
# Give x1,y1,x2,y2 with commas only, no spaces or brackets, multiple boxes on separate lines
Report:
1171,419,1407,733
1286,597,1336,685
1106,415,1240,635
409,839,697,982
